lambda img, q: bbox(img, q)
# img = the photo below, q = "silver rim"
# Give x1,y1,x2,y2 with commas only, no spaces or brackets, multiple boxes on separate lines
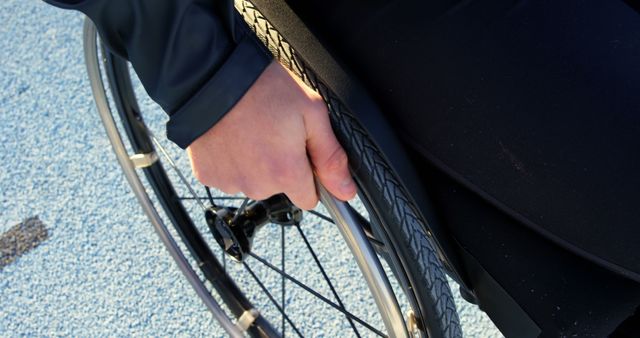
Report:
83,19,246,338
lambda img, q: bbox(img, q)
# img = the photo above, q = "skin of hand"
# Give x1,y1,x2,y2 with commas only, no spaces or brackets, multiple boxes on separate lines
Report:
186,61,357,210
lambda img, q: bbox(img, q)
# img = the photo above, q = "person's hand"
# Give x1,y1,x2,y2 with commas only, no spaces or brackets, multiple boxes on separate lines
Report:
186,61,356,210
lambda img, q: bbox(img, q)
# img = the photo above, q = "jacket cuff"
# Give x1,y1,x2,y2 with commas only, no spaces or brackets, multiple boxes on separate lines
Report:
166,33,273,149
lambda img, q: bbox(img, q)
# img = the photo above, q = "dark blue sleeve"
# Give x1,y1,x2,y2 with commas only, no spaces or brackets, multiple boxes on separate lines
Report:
45,0,273,148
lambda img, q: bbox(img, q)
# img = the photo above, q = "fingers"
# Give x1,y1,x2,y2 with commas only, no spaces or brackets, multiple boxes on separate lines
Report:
281,157,318,210
186,61,352,210
304,100,357,201
190,141,318,209
242,152,318,210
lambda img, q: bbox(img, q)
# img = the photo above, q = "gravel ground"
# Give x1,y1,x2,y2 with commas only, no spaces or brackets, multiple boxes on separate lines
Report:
0,0,503,336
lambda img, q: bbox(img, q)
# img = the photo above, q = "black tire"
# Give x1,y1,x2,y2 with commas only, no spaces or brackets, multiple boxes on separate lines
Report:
239,3,462,337
331,93,462,338
92,1,462,336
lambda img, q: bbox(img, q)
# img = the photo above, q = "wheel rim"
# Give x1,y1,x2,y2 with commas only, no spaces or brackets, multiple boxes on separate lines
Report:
84,18,426,338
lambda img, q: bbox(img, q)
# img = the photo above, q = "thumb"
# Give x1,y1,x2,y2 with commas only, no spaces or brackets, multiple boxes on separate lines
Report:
304,102,357,201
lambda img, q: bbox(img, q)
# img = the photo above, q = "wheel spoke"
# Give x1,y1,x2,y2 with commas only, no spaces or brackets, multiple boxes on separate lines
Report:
295,223,362,338
230,198,249,225
248,252,387,337
204,187,226,271
306,210,334,223
205,186,217,208
243,263,304,337
147,130,206,211
223,249,227,271
281,225,286,337
178,196,247,201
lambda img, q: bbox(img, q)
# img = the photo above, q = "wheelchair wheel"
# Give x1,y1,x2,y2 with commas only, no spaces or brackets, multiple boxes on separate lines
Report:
82,2,461,336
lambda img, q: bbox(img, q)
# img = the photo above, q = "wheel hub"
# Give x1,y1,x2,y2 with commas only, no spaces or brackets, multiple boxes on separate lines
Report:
204,194,302,261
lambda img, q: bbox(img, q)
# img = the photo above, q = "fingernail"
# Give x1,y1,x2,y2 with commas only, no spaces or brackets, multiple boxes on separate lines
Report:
340,178,356,195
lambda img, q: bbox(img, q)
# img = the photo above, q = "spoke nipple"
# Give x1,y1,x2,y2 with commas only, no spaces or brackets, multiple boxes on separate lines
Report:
237,308,260,331
130,152,158,168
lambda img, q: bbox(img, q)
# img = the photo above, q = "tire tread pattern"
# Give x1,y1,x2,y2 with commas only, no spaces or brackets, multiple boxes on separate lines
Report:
237,2,462,337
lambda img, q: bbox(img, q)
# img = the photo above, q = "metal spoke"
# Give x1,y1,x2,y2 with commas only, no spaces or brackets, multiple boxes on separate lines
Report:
177,196,247,201
205,186,218,209
248,252,387,337
230,198,249,225
204,187,226,271
281,225,286,337
147,131,206,211
203,185,229,271
243,263,304,337
306,210,334,223
295,223,362,337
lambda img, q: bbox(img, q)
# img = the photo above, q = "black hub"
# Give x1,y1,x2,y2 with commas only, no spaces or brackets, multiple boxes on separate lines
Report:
204,194,302,261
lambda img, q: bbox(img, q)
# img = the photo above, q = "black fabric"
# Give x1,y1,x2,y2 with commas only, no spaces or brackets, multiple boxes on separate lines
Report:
412,151,640,337
611,306,640,337
286,0,640,279
46,0,273,148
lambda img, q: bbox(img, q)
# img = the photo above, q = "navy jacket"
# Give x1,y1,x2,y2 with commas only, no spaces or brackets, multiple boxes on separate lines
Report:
46,0,273,148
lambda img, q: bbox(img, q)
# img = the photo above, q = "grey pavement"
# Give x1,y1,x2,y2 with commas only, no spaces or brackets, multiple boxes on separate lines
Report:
0,0,502,336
